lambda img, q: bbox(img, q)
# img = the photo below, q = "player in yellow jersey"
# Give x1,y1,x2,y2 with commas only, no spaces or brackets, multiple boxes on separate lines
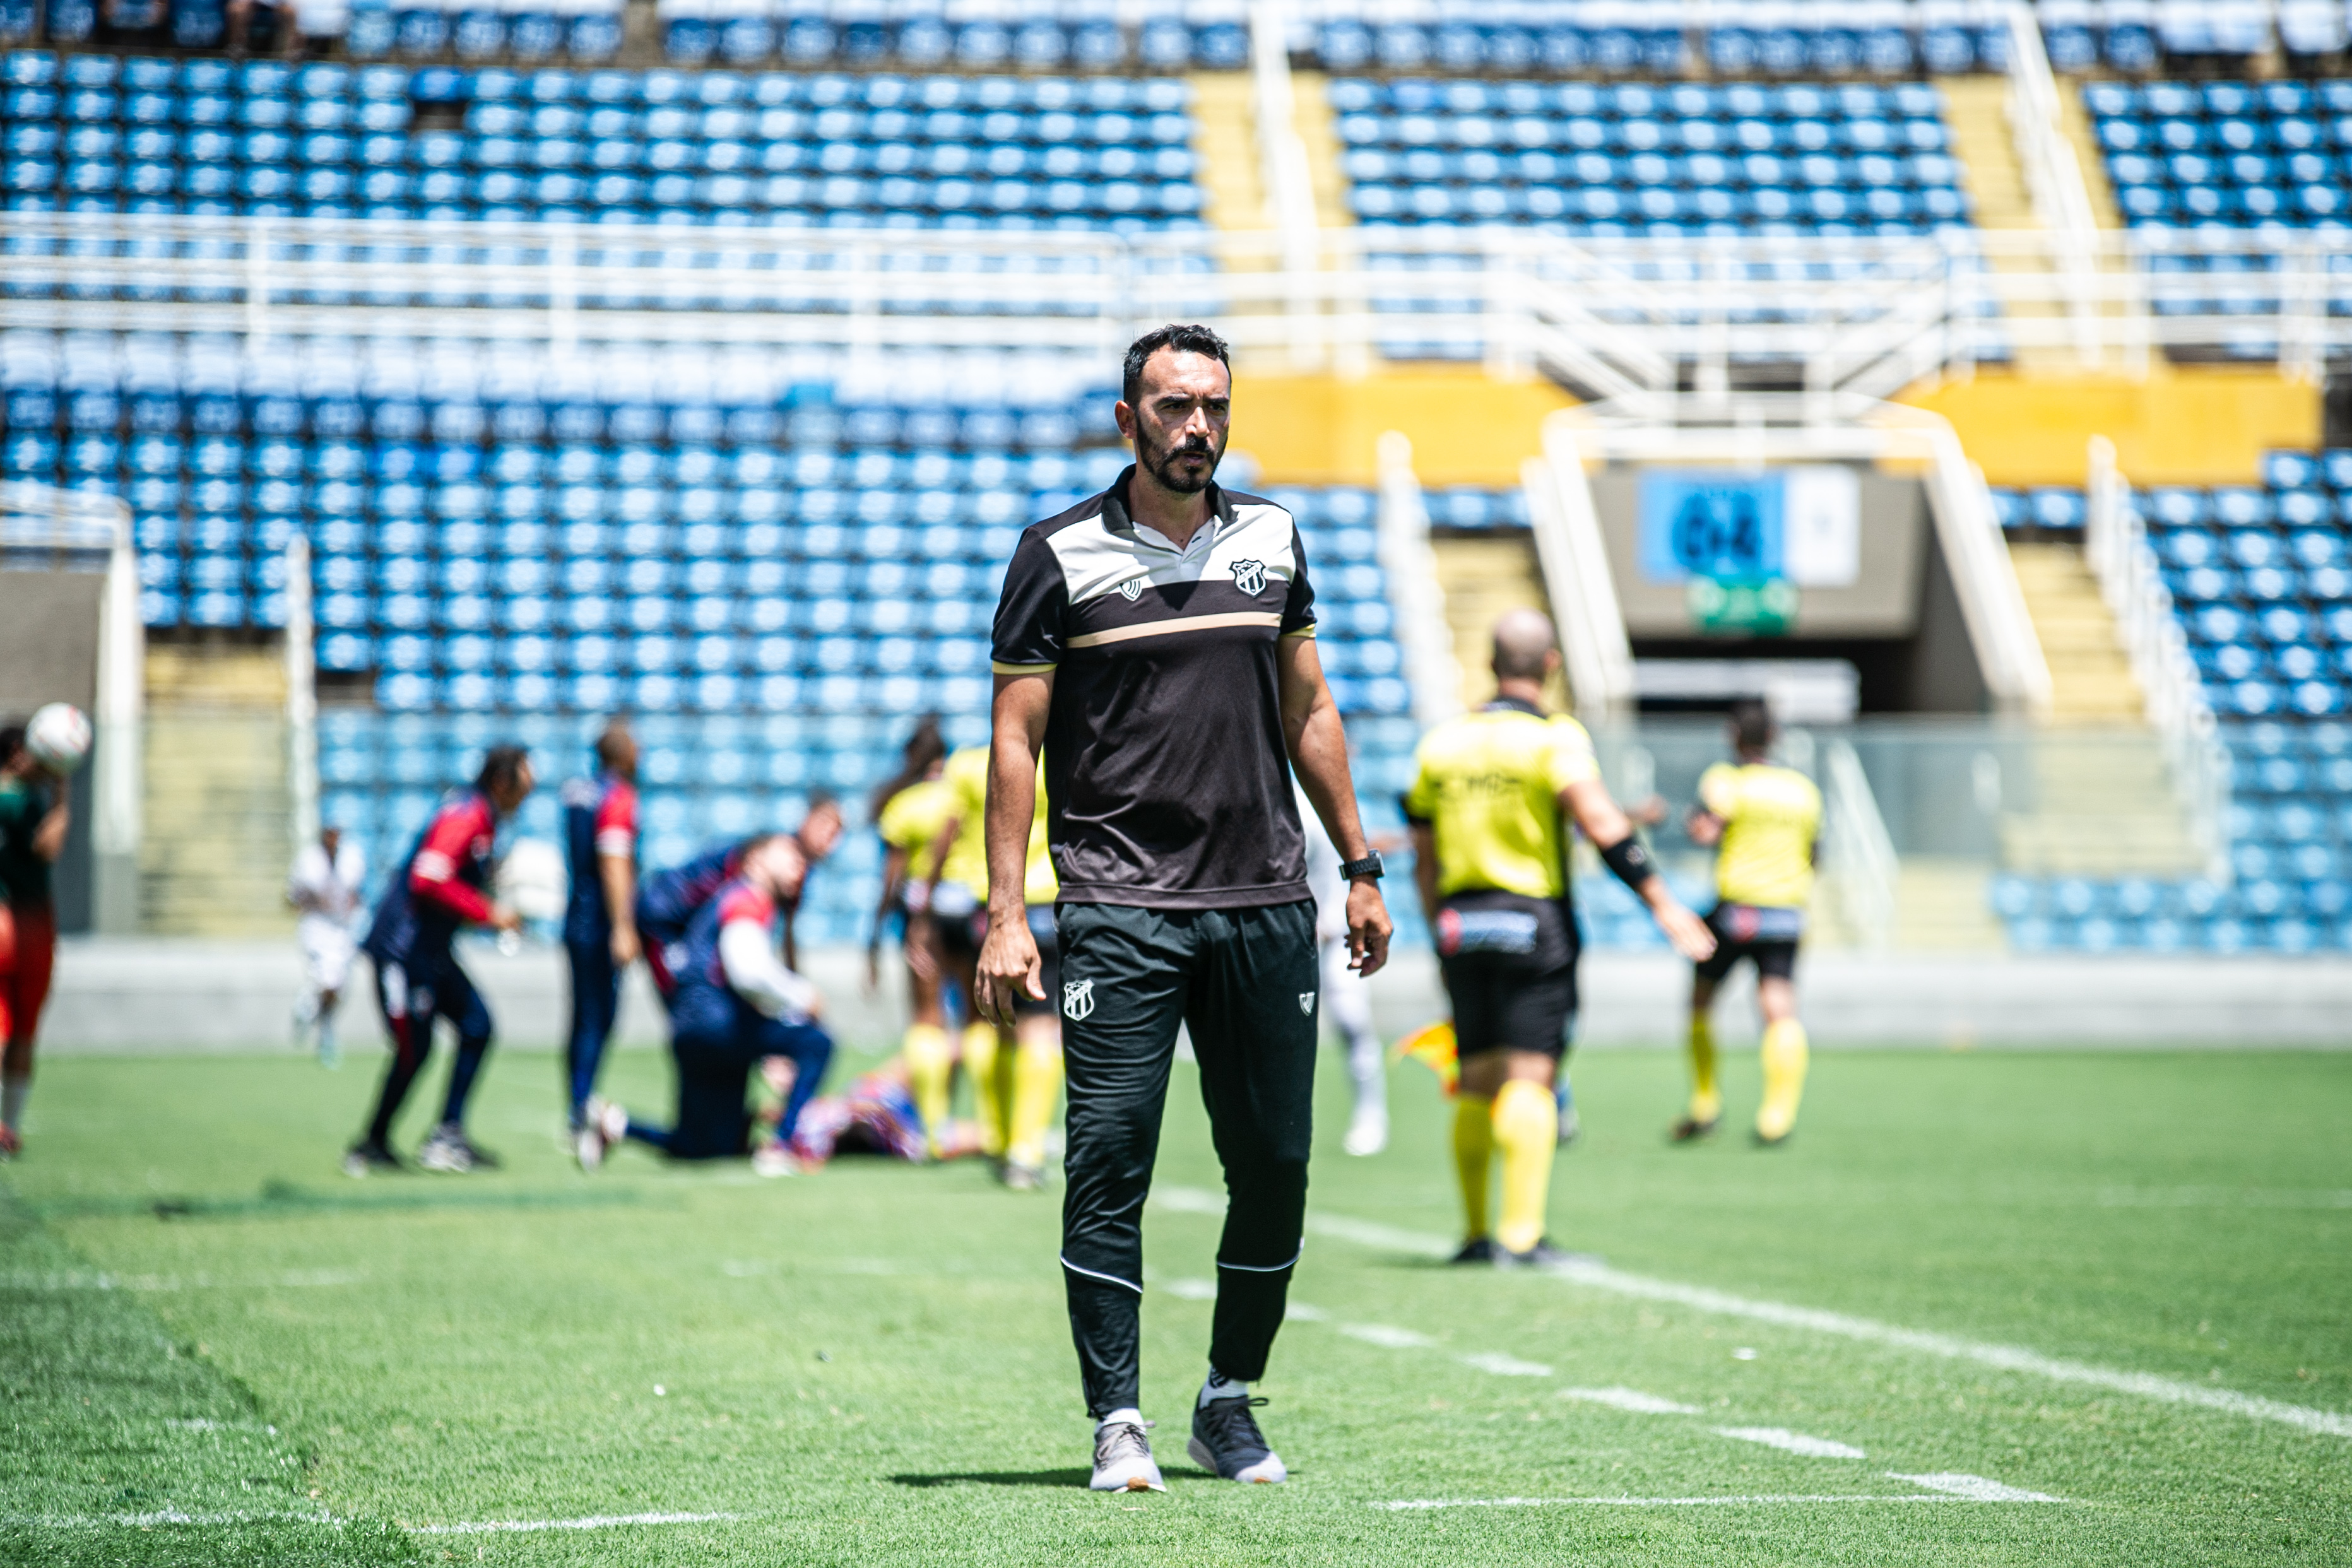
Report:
868,718,957,1156
1677,699,1824,1147
1406,610,1715,1266
925,743,1063,1189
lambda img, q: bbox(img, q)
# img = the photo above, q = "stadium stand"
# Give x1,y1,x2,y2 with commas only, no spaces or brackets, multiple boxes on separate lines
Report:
0,53,1206,231
1992,451,2352,953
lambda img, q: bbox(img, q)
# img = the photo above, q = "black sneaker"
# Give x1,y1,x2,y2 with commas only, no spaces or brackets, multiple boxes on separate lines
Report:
1188,1396,1287,1483
1496,1238,1587,1270
341,1140,401,1179
1450,1237,1497,1265
1670,1116,1719,1143
416,1124,502,1173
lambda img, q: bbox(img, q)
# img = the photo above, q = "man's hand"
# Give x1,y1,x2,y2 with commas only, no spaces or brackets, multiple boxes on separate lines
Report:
904,917,939,984
973,911,1043,1029
1652,900,1717,964
1345,879,1393,977
610,923,641,968
490,902,524,934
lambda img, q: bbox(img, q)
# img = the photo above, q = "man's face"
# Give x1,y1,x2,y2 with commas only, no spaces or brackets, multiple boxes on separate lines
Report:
1116,349,1230,497
800,804,844,863
491,760,535,815
609,733,639,779
321,827,341,856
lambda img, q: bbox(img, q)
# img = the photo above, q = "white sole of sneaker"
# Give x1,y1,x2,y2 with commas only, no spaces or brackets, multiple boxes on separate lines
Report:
1188,1437,1287,1483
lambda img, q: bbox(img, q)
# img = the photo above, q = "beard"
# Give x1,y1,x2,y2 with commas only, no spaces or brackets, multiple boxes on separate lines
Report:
1136,420,1223,496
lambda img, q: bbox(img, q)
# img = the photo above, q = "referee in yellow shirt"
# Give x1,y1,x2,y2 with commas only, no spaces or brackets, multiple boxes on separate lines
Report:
1677,699,1824,1147
925,744,1064,1188
870,720,954,1154
1407,610,1715,1265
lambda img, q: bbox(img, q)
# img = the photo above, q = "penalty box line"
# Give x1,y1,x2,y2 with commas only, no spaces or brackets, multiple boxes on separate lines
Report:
1149,1187,2352,1441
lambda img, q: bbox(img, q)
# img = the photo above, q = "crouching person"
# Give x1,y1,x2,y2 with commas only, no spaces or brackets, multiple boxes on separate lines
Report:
581,803,842,1176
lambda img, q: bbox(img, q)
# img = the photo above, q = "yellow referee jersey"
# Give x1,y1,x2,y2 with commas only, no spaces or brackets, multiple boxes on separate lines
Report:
877,777,953,883
938,745,1058,905
1404,699,1600,899
1698,762,1822,910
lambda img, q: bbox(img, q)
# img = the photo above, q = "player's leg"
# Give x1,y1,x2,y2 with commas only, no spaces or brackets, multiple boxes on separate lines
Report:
627,1029,744,1158
1055,902,1188,1489
311,932,350,1071
1677,923,1736,1138
1458,952,1575,1263
898,916,955,1157
1752,953,1807,1145
1442,953,1500,1259
940,914,1003,1157
1319,936,1386,1155
0,900,50,1158
1002,908,1064,1188
418,959,499,1172
352,958,429,1172
562,936,614,1131
1181,900,1318,1485
752,1013,834,1152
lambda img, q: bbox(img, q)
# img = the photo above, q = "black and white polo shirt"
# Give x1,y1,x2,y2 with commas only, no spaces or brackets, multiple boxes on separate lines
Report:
991,466,1318,910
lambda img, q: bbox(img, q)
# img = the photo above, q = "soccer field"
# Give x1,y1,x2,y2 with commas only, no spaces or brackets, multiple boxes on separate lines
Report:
4,1044,2349,1566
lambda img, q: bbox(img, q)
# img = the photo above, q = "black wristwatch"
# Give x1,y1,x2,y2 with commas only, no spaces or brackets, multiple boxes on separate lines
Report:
1339,851,1384,883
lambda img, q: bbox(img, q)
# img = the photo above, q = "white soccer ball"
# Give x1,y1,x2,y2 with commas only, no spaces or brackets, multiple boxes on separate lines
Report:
24,702,92,777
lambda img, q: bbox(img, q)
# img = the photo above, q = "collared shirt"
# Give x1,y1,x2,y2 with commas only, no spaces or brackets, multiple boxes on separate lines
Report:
990,466,1317,910
1404,697,1601,900
1698,761,1822,910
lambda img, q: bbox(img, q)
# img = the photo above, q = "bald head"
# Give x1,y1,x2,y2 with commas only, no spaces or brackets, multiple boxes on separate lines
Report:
1491,609,1559,683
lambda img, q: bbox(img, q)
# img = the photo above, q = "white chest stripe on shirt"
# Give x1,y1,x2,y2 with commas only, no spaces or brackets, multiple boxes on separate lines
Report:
1066,611,1283,649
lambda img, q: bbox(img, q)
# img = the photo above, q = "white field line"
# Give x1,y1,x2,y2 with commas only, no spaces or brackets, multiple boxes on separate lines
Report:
1561,1387,1701,1415
0,1269,363,1292
1717,1426,1869,1459
1459,1352,1554,1377
1147,1188,2352,1443
1374,1480,2061,1511
409,1512,739,1535
1893,1472,2062,1502
1339,1323,1439,1350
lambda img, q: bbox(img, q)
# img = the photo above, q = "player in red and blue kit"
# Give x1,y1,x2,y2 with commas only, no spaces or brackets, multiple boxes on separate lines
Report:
345,745,535,1177
635,834,757,1004
560,722,640,1138
581,797,844,1172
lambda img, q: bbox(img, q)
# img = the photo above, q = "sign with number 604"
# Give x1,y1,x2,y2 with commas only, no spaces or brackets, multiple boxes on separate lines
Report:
1636,466,1862,592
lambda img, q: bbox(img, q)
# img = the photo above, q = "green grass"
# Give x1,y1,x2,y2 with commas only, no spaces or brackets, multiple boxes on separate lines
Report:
4,1040,2349,1565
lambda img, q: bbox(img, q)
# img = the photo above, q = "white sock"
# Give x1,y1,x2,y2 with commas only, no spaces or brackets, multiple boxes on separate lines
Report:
3,1073,28,1135
1200,1369,1248,1406
1098,1406,1145,1430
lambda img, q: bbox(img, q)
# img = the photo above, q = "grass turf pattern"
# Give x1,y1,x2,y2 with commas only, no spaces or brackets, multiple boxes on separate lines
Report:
2,1045,2348,1564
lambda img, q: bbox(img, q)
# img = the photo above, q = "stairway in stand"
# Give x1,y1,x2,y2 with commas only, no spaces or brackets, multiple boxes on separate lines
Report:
139,642,295,938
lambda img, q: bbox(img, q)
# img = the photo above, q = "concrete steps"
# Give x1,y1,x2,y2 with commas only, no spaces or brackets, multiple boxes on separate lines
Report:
138,644,295,938
1428,534,1568,711
2009,542,2144,720
1188,71,1265,239
1894,857,2008,950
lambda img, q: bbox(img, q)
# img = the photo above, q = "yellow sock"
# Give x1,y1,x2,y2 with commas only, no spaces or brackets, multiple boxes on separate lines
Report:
1452,1094,1494,1241
1756,1019,1810,1142
962,1022,1005,1157
901,1024,953,1157
1686,1013,1722,1126
1006,1040,1063,1170
1492,1079,1557,1255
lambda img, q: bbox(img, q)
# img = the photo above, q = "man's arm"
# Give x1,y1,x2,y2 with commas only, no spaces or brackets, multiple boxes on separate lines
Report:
32,798,68,864
867,844,909,989
1276,634,1391,977
973,671,1053,1027
1561,778,1714,962
600,852,638,965
1407,821,1438,926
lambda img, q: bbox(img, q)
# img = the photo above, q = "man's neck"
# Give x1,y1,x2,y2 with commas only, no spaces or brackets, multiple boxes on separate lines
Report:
1493,678,1549,712
1126,466,1212,550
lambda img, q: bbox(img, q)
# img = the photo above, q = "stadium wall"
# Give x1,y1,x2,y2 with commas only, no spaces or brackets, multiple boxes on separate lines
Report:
1901,367,2320,486
1231,365,1575,487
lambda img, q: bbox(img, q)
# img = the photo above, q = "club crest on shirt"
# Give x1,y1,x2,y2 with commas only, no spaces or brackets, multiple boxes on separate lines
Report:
1118,577,1143,601
1063,978,1096,1021
1298,992,1315,1015
1230,558,1267,595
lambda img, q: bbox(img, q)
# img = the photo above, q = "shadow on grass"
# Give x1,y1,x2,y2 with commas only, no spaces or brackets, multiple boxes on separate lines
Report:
30,1179,667,1223
891,1470,1219,1489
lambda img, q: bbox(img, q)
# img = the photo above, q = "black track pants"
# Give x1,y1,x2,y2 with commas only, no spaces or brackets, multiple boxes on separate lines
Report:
1056,899,1320,1418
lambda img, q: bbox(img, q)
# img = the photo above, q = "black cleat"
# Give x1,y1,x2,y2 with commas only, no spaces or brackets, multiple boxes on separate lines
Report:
1496,1238,1590,1270
341,1140,402,1178
1670,1116,1719,1143
1450,1237,1498,1265
1188,1396,1287,1483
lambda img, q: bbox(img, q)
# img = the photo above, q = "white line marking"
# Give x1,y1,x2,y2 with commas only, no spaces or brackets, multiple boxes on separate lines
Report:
1718,1427,1868,1459
1372,1494,2028,1511
1159,1277,1217,1301
409,1512,739,1535
1176,1189,2352,1442
1891,1472,2062,1503
1286,1302,1328,1322
1149,1186,1225,1216
1339,1323,1439,1350
1561,1387,1702,1415
1458,1352,1553,1377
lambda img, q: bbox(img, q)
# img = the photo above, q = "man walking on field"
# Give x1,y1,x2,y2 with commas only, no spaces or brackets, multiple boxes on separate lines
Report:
977,324,1394,1494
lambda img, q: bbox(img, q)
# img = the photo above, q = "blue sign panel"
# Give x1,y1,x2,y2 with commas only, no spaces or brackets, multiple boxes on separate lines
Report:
1637,470,1786,584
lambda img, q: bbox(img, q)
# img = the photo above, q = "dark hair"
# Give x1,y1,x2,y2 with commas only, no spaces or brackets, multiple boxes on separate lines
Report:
476,743,531,796
0,725,21,770
1121,324,1231,408
868,714,947,820
594,720,633,771
803,787,842,821
1730,699,1775,754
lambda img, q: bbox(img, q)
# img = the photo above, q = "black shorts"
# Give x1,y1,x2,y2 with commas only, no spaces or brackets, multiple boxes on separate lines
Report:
1694,902,1802,984
937,904,1061,1018
1434,890,1579,1059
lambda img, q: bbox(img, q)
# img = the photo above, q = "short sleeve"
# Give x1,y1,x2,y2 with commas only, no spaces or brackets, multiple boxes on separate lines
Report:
594,782,638,857
1280,524,1317,637
991,531,1068,674
1547,717,1600,792
1698,763,1739,818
